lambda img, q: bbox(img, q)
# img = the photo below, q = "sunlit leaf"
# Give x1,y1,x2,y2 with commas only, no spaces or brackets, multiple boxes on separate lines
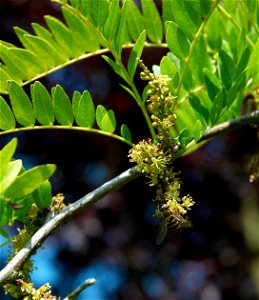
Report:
0,96,15,130
0,138,17,182
31,81,54,126
4,164,56,200
101,110,116,133
32,180,52,209
103,0,120,41
141,0,163,43
0,160,22,194
52,85,74,126
9,81,36,127
127,31,146,79
62,7,99,52
72,90,95,127
96,105,107,130
125,0,145,41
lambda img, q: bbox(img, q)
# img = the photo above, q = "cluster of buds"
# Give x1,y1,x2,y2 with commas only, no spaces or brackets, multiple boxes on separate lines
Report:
129,62,195,235
51,193,66,213
16,280,57,300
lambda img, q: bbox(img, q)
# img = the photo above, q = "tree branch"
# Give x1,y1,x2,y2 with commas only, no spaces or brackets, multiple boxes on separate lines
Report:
200,110,259,141
1,110,258,286
64,278,96,300
0,166,140,285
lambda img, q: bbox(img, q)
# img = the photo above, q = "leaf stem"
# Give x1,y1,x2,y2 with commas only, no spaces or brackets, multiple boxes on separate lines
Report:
217,4,255,48
0,126,134,147
176,109,259,157
64,278,96,300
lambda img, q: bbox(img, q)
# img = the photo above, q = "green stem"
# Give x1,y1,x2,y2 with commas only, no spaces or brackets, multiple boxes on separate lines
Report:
173,0,220,110
0,126,134,147
111,50,157,142
217,4,255,48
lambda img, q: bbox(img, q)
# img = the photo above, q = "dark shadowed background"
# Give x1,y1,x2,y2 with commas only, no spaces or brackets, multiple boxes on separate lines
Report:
0,1,258,299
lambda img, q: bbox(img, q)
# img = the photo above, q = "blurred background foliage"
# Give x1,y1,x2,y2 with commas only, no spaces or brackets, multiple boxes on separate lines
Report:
0,1,258,299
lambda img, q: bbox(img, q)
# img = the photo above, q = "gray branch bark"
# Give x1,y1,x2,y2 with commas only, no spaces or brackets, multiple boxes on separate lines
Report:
0,166,140,285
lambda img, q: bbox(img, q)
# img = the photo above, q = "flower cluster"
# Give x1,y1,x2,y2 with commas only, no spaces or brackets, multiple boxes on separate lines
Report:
129,63,195,237
3,195,66,298
16,280,57,300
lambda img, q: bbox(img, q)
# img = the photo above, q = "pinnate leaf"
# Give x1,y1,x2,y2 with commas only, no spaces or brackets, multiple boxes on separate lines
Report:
72,90,95,128
4,164,56,200
125,0,145,41
0,138,17,182
101,110,116,133
0,160,22,194
141,0,163,43
120,124,132,142
0,96,15,130
31,81,54,126
9,81,36,127
32,180,52,209
53,85,74,126
127,31,146,79
218,50,236,90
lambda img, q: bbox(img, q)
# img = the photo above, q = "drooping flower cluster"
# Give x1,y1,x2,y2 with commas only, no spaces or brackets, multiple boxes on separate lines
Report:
129,62,195,236
4,195,66,299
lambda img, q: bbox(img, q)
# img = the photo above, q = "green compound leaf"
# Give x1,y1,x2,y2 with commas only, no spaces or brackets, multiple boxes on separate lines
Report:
162,0,174,24
178,128,190,148
188,94,209,125
102,55,128,83
127,30,146,79
166,22,190,60
171,0,202,38
101,110,116,133
210,89,226,125
0,44,44,80
72,90,95,128
62,7,99,52
0,138,17,182
141,0,163,43
31,81,54,126
120,124,132,142
160,56,177,78
4,164,56,200
0,96,15,130
32,180,52,209
218,50,236,90
52,84,74,126
235,46,250,79
31,22,69,60
203,68,221,102
0,159,22,194
125,0,145,41
193,119,202,142
96,105,107,130
45,15,82,58
113,1,128,57
9,81,36,127
104,0,120,41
